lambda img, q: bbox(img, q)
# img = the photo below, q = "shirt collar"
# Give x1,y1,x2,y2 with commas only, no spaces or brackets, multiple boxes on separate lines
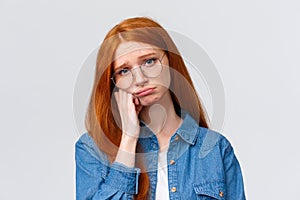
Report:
175,110,199,145
139,110,199,145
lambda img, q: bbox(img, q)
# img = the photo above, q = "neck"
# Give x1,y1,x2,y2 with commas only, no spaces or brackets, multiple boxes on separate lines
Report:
139,92,182,150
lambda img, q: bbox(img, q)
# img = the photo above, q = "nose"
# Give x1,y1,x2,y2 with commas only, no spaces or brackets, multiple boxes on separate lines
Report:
132,67,148,86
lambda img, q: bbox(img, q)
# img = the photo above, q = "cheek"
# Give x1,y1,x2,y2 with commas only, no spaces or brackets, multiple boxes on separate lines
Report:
124,88,134,94
153,66,171,88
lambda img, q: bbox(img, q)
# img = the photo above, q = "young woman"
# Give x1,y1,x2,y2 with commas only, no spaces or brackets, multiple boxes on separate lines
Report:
75,17,246,200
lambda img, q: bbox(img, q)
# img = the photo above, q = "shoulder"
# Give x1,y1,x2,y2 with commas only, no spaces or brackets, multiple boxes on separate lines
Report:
180,111,232,155
75,132,96,151
76,132,94,147
196,127,233,158
75,132,109,165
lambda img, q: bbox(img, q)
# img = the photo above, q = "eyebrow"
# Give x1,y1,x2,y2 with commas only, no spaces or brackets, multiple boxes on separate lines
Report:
114,52,159,71
138,52,157,59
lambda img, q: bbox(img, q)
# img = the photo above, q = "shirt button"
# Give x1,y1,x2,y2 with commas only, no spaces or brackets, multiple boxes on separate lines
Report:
171,187,177,192
174,136,179,141
170,160,175,165
219,191,224,197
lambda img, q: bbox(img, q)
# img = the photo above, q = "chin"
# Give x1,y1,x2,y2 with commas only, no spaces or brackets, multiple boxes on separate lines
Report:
139,94,161,107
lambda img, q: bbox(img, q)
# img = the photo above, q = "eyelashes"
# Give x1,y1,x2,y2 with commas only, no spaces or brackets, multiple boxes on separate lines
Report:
115,57,159,74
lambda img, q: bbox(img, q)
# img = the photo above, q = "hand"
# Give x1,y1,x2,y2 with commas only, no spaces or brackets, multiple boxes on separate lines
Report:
114,90,143,138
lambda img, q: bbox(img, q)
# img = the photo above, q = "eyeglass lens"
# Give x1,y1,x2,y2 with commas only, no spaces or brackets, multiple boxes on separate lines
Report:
112,55,164,89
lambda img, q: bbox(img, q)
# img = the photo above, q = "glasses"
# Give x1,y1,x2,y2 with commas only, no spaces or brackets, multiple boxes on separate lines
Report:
111,53,166,89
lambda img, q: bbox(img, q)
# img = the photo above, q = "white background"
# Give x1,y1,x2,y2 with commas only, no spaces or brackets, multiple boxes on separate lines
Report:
1,0,299,199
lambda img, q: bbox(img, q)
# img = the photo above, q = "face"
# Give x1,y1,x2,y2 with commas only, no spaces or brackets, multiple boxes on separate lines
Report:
113,41,171,106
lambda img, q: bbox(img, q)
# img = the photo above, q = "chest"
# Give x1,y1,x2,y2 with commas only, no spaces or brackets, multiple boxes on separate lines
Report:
144,144,226,200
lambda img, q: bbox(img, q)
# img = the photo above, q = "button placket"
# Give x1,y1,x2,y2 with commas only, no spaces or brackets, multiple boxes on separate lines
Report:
167,143,179,199
169,160,175,165
171,187,177,192
219,191,224,197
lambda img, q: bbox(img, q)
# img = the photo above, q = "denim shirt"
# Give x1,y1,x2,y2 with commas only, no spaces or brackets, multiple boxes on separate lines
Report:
75,112,246,199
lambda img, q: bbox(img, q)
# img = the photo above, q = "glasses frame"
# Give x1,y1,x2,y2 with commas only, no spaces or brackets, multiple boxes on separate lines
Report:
111,52,166,89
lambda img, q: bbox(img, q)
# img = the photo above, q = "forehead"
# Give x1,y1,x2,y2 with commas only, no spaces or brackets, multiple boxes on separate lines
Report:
114,41,161,61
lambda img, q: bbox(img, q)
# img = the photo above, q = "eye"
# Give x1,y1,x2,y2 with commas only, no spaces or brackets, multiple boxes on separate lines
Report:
115,68,130,76
143,58,157,67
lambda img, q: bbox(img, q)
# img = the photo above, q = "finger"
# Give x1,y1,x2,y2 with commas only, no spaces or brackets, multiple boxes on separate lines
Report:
136,104,143,115
114,91,119,102
134,97,139,105
117,89,128,106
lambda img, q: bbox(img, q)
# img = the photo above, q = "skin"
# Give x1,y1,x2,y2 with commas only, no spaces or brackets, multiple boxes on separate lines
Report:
113,41,183,167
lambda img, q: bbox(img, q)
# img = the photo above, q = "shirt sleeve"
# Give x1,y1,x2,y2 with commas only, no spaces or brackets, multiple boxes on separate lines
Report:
75,137,140,200
221,138,246,200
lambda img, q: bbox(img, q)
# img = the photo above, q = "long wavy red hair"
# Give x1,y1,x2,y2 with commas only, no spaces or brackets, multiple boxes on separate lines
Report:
85,17,210,199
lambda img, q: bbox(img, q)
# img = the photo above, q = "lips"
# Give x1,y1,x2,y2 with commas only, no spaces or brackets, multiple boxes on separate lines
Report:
135,87,155,97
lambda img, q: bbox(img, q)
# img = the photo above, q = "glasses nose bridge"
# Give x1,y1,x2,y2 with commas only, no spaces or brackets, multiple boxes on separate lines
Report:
131,64,144,76
131,64,147,83
131,64,142,72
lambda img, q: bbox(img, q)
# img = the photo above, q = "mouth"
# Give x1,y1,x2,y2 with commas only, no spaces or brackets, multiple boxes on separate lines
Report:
134,87,155,97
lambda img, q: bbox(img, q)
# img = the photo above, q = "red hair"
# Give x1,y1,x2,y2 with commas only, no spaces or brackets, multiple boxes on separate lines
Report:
85,17,209,199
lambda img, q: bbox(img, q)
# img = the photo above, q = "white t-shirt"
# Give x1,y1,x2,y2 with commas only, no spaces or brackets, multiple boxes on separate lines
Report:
155,150,170,200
